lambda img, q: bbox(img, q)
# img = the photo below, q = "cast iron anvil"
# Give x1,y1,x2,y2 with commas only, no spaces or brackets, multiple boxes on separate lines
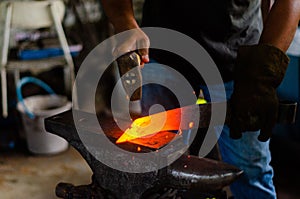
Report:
44,109,243,199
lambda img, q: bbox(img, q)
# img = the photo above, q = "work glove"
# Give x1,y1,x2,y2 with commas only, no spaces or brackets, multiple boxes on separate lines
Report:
229,44,290,141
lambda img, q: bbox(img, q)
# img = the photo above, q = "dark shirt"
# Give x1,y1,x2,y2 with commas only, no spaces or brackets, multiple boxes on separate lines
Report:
141,0,263,82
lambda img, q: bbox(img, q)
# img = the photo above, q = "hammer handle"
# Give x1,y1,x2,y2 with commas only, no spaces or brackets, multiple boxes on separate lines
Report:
116,52,142,101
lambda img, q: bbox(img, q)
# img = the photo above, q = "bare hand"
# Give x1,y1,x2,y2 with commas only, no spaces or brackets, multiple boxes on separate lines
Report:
113,27,150,65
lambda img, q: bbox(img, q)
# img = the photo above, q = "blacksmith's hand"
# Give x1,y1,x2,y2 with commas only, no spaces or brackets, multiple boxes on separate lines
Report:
229,44,289,141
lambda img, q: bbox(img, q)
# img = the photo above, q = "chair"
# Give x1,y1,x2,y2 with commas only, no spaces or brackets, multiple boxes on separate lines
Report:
0,0,75,117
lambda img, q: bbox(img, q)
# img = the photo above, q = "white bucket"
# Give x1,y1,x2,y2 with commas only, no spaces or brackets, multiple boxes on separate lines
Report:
17,95,71,155
16,77,71,155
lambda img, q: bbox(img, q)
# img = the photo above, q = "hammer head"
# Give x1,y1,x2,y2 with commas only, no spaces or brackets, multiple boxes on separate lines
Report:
117,51,142,101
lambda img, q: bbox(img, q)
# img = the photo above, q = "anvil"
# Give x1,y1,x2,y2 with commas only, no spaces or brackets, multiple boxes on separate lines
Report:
44,109,243,199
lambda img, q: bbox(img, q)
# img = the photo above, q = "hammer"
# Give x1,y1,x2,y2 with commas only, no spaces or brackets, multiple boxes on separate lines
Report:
116,51,142,101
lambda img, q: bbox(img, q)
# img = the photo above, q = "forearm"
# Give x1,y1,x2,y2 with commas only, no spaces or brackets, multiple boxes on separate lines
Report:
261,0,274,23
100,0,139,33
259,0,300,51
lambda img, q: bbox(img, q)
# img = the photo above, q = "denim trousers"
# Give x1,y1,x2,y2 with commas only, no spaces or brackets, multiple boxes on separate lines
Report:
142,61,276,199
200,81,276,199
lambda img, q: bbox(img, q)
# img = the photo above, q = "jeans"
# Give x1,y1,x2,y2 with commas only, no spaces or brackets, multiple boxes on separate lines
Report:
200,81,276,199
142,61,276,199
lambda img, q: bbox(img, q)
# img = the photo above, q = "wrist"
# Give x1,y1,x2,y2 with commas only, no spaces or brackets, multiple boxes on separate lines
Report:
252,44,289,65
110,16,140,33
235,44,290,87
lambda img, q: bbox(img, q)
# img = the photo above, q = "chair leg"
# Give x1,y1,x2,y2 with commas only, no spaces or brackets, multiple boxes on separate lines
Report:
14,69,20,96
13,69,20,85
49,2,75,96
1,2,12,118
63,66,70,94
1,69,8,118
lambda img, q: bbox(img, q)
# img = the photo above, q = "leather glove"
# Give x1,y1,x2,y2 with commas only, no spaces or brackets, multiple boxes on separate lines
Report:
229,44,290,141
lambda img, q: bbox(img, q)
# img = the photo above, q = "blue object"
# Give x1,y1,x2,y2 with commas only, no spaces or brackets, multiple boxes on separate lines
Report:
16,77,56,119
18,48,79,60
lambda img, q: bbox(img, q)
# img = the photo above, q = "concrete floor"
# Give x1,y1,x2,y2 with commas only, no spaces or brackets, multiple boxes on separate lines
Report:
0,146,92,199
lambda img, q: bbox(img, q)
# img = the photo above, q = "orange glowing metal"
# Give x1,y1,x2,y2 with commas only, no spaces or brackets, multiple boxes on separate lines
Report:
116,104,201,144
116,111,167,143
117,130,176,149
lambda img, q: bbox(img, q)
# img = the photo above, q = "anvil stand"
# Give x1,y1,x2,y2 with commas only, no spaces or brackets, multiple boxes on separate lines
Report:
45,109,243,199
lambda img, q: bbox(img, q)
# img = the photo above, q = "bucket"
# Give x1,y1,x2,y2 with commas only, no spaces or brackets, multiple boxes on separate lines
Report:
16,77,71,155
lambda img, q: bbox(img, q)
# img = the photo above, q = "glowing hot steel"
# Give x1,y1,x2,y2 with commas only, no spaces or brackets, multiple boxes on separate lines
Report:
116,111,167,143
116,104,200,144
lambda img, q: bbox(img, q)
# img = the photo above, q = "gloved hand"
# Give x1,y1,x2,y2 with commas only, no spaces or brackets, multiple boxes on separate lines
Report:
229,44,290,141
